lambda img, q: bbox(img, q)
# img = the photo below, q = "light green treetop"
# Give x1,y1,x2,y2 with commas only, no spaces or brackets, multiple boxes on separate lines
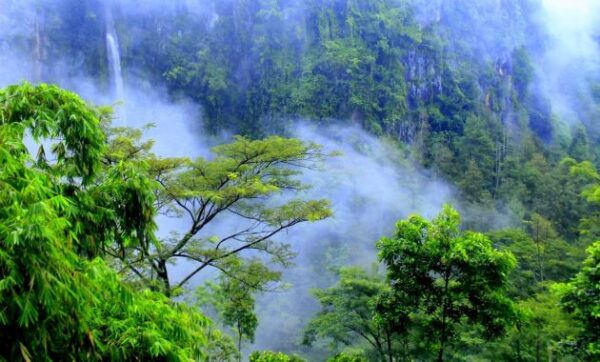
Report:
105,126,333,296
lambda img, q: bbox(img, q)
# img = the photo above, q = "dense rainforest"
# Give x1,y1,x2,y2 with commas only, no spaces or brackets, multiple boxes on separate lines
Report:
0,0,599,361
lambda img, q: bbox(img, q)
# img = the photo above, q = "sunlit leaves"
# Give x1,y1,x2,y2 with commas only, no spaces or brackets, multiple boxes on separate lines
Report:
249,350,306,362
0,83,208,361
0,82,106,183
121,131,334,295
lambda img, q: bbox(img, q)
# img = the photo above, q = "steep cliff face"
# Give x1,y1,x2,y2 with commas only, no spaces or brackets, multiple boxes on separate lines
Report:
387,0,544,147
405,47,443,108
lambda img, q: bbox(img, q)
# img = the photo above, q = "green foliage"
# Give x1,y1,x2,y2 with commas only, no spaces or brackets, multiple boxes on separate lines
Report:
456,289,579,361
308,206,527,361
555,241,600,360
511,46,534,100
376,205,518,360
12,1,597,231
108,130,333,296
490,228,583,298
94,89,334,359
19,1,595,243
456,115,496,196
0,84,208,361
568,127,592,161
564,158,600,240
512,290,579,361
326,350,368,362
0,83,158,258
249,350,306,362
197,259,280,352
303,267,396,360
294,0,419,133
0,82,105,183
3,1,600,359
565,158,600,205
0,84,333,359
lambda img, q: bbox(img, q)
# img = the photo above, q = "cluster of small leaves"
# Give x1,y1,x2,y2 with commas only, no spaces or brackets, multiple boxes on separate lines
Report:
564,158,600,239
196,258,281,350
564,159,600,204
326,350,368,362
248,350,305,362
202,327,240,362
0,82,105,183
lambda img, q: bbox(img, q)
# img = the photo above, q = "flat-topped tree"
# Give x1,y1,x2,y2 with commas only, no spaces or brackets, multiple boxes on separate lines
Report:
104,124,333,296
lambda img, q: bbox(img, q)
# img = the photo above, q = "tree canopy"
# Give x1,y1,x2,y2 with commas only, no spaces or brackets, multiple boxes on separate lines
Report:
376,205,518,361
0,83,208,361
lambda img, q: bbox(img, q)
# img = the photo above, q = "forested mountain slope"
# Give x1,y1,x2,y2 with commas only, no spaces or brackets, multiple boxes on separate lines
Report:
3,0,598,228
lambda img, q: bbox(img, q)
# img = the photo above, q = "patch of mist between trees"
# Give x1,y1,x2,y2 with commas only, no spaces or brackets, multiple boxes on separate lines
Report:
247,121,523,355
249,121,455,355
0,49,32,87
108,0,213,17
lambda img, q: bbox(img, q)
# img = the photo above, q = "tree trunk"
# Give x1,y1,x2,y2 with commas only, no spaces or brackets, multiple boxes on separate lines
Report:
437,337,445,362
385,329,393,362
535,330,541,362
155,259,171,297
516,325,523,361
374,337,386,362
237,322,242,362
438,270,451,362
535,239,544,283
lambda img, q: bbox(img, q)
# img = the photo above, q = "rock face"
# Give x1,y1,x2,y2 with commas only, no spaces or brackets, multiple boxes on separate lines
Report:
405,48,443,108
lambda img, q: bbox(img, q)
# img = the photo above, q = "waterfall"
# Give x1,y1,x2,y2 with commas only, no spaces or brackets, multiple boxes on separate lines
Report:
33,11,43,82
105,7,124,100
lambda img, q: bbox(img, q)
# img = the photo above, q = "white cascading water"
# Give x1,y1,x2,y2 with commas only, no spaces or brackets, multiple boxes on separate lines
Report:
105,7,124,100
